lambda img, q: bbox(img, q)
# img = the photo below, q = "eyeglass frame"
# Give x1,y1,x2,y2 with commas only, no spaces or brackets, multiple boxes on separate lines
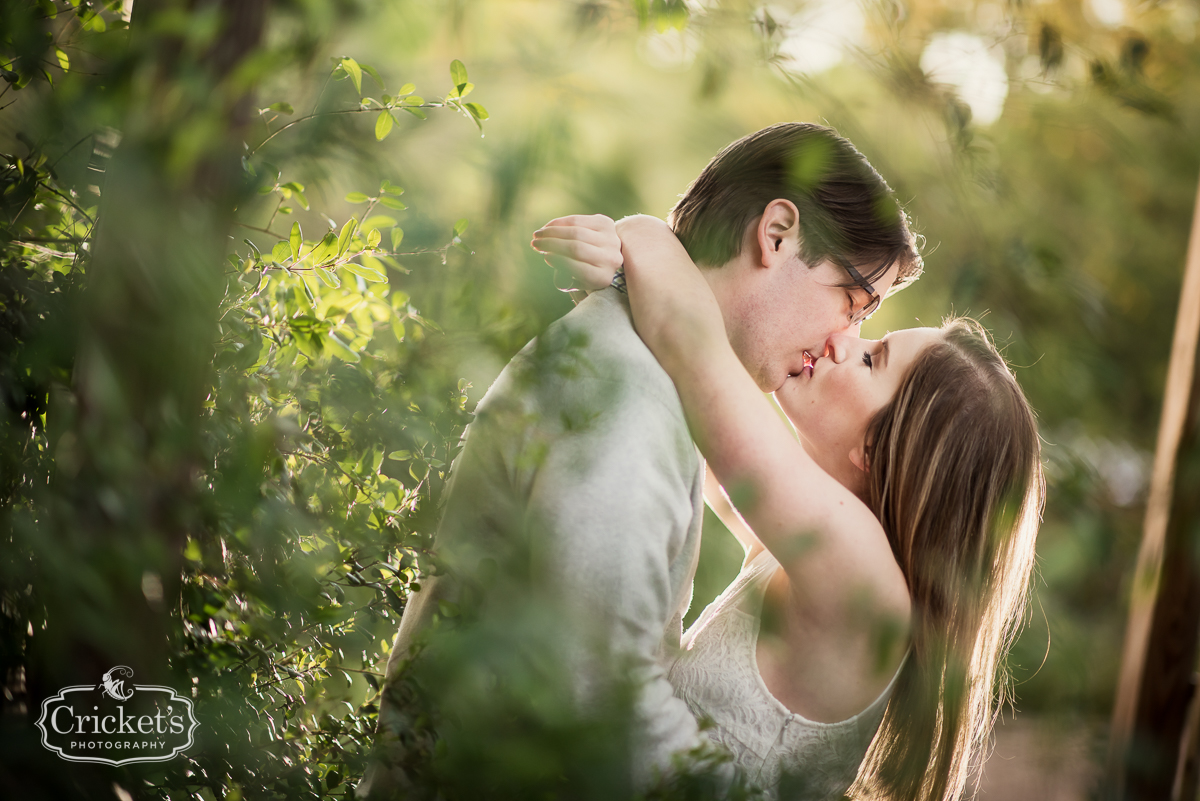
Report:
833,256,882,325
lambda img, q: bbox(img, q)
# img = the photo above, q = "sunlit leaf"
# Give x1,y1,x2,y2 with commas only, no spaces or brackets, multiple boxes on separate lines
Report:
362,215,397,230
451,60,469,92
391,228,404,251
378,196,407,211
266,101,294,114
337,219,357,255
345,192,371,204
362,63,385,90
341,57,363,95
375,110,394,141
289,222,302,260
312,232,338,264
316,267,340,288
345,260,387,282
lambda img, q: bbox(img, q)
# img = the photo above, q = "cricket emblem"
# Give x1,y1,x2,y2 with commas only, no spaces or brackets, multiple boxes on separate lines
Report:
96,665,135,702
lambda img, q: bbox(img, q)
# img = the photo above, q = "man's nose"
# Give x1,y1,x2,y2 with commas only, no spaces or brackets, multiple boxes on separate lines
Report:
825,332,870,363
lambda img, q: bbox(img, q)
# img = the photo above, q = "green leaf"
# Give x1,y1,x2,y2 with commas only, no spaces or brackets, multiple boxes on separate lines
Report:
387,450,412,461
272,240,291,263
289,222,302,260
312,232,338,265
345,259,387,282
362,215,397,230
55,49,69,71
402,95,425,106
345,261,386,282
375,110,395,141
378,195,407,211
398,82,416,95
451,59,469,93
380,180,404,196
455,82,475,98
367,229,382,249
341,57,363,95
316,267,341,288
402,107,427,120
391,228,404,251
326,332,361,363
465,102,489,121
362,63,385,90
243,239,262,260
266,101,294,114
337,219,357,255
345,192,371,204
281,181,305,192
299,277,317,308
453,218,469,238
292,191,309,210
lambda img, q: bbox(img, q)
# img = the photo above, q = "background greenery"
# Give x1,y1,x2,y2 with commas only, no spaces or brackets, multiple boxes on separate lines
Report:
2,0,1197,797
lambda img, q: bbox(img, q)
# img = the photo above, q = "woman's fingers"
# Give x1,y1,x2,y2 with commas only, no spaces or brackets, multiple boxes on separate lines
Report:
532,222,619,254
540,213,615,233
531,217,622,291
532,236,618,290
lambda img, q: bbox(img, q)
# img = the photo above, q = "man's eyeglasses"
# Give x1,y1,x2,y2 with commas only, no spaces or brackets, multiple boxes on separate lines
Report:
836,258,881,326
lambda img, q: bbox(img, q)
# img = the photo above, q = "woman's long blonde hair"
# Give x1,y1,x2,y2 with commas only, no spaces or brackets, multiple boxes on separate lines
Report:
851,317,1044,801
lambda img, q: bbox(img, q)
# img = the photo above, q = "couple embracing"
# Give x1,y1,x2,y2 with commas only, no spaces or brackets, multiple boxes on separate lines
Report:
364,123,1044,801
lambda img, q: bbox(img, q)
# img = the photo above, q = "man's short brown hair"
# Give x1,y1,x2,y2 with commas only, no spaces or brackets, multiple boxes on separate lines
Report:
669,122,922,290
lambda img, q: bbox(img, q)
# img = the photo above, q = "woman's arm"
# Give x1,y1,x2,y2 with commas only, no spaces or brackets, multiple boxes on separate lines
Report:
614,216,908,621
704,468,765,564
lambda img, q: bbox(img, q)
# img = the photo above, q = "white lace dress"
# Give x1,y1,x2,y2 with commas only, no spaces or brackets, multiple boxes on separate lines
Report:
669,549,901,800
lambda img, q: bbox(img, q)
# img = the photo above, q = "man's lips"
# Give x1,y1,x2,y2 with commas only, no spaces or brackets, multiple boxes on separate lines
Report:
787,351,818,381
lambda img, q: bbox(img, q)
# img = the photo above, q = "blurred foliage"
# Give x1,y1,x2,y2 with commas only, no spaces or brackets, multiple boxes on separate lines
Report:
1,0,1199,797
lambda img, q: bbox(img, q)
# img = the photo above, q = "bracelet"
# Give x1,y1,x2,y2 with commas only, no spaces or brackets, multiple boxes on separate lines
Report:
611,269,627,295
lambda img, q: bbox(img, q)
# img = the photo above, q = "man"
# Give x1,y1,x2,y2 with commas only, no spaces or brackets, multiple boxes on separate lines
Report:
361,122,922,797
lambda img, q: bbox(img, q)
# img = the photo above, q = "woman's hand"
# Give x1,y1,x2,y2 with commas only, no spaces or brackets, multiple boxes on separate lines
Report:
531,214,623,293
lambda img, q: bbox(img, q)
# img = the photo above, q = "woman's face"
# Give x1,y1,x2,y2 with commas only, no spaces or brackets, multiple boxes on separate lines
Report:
775,327,944,495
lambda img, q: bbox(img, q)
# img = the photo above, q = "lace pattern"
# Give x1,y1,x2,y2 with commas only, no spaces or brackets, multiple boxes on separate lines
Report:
668,550,898,800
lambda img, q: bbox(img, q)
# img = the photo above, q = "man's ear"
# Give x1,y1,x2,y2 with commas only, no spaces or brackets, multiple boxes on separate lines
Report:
849,443,869,474
755,198,801,269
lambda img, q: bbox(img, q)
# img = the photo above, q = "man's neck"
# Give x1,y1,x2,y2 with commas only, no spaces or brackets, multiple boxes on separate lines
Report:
701,254,749,349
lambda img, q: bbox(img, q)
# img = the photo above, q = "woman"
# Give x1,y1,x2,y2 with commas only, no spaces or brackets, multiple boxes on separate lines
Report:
531,215,1043,801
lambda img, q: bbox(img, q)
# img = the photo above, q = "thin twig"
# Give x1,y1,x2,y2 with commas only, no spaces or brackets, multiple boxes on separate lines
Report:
250,104,440,155
49,133,92,171
235,221,284,238
265,195,284,231
38,181,95,224
14,241,75,258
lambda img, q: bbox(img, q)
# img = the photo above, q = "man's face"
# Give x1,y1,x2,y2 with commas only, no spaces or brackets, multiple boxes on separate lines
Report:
730,254,904,393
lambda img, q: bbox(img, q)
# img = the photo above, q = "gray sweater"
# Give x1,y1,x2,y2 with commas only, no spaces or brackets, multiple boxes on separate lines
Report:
367,288,707,792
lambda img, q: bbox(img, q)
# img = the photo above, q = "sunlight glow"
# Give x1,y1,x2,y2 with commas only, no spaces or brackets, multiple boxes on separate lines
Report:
772,0,867,75
920,32,1010,126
